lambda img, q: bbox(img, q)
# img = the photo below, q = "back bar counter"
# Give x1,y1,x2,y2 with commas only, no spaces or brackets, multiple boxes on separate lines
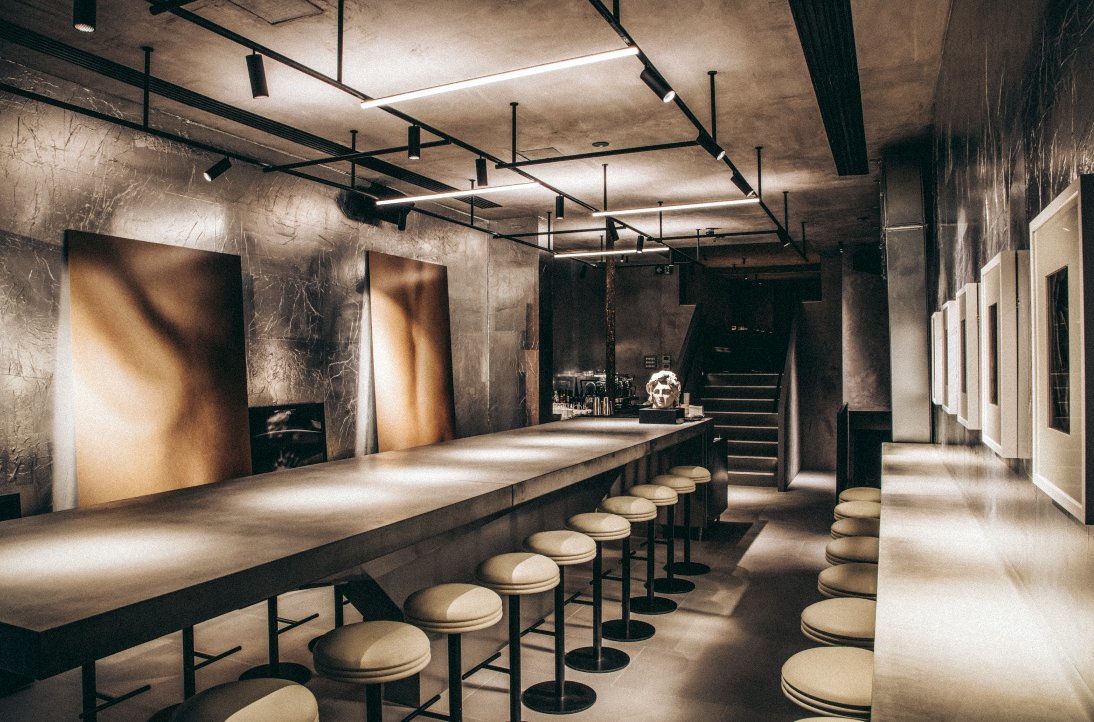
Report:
0,417,712,681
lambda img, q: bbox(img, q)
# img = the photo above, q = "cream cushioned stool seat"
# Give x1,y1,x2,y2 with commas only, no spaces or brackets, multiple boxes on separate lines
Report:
475,552,559,722
595,496,658,642
825,536,880,565
831,517,880,539
564,513,632,673
649,475,696,593
781,647,873,720
313,620,431,722
625,485,679,615
650,474,696,495
403,584,502,722
667,465,711,483
818,563,878,600
800,598,876,649
169,678,317,722
833,500,882,521
520,531,598,713
839,486,882,503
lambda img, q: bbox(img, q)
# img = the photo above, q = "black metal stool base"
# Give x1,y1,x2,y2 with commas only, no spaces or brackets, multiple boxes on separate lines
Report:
521,680,596,714
565,645,630,673
238,662,312,684
600,618,655,642
628,595,677,615
652,576,695,594
666,561,711,576
147,704,179,722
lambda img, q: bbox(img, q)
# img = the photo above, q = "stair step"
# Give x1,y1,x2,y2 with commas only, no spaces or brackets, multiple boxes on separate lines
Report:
701,385,778,400
726,455,778,471
711,411,779,427
716,425,778,442
705,373,779,386
704,398,776,413
725,441,778,458
724,469,777,487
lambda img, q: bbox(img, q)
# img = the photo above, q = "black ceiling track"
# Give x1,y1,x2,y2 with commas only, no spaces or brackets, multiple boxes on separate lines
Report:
787,0,869,176
0,19,502,209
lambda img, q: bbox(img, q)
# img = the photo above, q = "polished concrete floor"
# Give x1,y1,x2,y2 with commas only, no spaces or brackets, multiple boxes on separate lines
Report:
0,473,837,722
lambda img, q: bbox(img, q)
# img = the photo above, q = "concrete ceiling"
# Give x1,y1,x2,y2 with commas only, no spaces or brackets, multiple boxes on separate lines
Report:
0,0,952,262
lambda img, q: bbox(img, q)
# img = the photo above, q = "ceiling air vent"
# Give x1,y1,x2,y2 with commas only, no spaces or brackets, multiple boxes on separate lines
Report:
227,0,323,25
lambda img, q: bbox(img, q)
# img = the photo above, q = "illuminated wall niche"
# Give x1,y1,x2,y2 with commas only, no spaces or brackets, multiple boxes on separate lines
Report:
931,311,945,404
943,299,960,414
979,251,1031,458
1030,175,1094,523
957,283,981,429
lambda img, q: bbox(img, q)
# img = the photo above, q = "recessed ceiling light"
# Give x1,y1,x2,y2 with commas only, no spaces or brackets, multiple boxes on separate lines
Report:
592,141,610,148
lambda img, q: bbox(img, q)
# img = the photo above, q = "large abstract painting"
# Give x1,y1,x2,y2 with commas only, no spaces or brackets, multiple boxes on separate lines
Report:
65,231,251,506
368,251,456,452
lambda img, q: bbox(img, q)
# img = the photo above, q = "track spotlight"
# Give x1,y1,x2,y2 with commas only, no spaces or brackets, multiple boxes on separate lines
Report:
203,157,232,182
476,158,489,188
637,235,645,252
246,52,268,99
640,66,676,103
696,131,726,161
730,171,757,197
606,218,620,243
555,195,565,220
408,126,421,160
779,228,792,247
73,0,96,32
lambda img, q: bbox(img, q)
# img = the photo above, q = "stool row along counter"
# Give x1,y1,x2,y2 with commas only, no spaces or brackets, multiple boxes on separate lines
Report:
784,486,882,722
167,465,713,722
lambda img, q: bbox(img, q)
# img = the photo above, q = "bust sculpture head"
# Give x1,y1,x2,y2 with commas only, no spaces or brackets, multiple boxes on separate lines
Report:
646,370,681,409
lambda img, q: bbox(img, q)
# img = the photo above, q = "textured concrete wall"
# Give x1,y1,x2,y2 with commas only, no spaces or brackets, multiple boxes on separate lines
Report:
842,247,892,410
615,267,695,390
552,261,606,376
797,254,843,471
0,61,538,516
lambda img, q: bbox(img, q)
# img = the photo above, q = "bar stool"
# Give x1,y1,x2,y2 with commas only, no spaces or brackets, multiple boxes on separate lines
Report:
312,620,431,722
831,517,880,539
666,465,712,575
475,552,560,722
650,474,696,593
403,583,503,722
624,484,679,615
834,500,881,521
596,496,658,642
781,647,873,720
800,598,876,649
839,486,881,503
818,563,878,600
520,531,598,714
825,536,880,565
563,512,631,673
169,678,318,722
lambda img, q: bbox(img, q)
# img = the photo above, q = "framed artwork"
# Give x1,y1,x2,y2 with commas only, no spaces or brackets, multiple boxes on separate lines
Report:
944,299,960,414
957,283,981,429
249,402,327,474
980,251,1031,458
1030,175,1094,523
931,311,945,405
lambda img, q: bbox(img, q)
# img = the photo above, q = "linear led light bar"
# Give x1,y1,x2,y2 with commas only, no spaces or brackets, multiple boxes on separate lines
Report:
592,198,760,217
375,182,540,206
555,248,667,258
361,47,640,109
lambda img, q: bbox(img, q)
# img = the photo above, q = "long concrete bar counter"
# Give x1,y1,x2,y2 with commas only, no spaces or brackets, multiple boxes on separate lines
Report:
0,417,712,680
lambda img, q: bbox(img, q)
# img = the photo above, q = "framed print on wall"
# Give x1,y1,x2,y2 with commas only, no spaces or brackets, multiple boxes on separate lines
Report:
957,283,981,429
944,299,960,414
1030,175,1094,523
980,251,1031,459
931,311,945,405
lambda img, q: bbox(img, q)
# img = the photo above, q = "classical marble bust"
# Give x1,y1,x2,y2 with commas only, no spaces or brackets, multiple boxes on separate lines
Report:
646,370,681,409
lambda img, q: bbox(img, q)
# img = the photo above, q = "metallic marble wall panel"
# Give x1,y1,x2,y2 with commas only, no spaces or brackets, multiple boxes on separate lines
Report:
487,227,539,431
615,270,696,387
66,231,252,505
797,254,843,470
886,227,932,441
842,247,892,410
368,251,456,453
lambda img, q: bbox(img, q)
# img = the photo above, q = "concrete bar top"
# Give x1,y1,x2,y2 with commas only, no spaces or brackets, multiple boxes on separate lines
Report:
0,417,711,679
874,443,1094,721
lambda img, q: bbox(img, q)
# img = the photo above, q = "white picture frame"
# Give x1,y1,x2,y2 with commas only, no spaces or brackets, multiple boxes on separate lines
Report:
958,283,981,429
944,299,960,415
931,310,945,405
980,251,1031,458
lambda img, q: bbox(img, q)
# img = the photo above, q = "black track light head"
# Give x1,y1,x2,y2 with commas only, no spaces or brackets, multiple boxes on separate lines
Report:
578,264,587,279
555,195,565,220
203,157,232,182
778,228,793,247
476,158,488,188
696,131,726,161
408,126,421,160
606,218,620,243
246,52,269,99
730,171,757,197
73,0,96,32
637,235,645,252
640,66,675,103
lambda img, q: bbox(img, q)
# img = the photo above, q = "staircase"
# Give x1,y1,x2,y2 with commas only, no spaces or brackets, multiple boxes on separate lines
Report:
702,373,779,486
